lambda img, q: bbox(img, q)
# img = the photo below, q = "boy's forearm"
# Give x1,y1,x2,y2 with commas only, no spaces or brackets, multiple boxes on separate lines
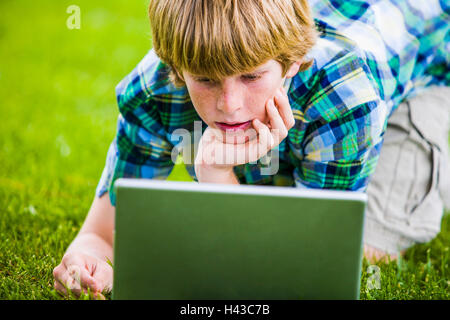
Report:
66,232,113,263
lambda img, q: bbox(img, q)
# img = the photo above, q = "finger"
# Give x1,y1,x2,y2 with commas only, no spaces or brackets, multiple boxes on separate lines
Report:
273,87,295,129
54,280,68,297
221,120,271,166
54,264,73,297
57,264,99,296
78,267,101,292
68,263,100,293
55,269,83,297
253,118,273,159
197,127,226,166
92,261,114,294
240,119,272,163
207,126,224,142
56,280,90,299
53,264,66,282
197,137,217,166
93,292,106,300
266,98,288,144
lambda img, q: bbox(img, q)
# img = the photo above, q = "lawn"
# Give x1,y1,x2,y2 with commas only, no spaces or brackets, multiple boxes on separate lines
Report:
0,0,448,300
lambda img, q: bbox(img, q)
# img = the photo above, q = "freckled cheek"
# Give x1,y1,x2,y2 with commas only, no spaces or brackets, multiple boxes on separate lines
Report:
190,91,217,123
246,90,273,124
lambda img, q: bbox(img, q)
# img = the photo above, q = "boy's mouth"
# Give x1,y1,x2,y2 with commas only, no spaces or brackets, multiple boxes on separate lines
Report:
215,121,252,132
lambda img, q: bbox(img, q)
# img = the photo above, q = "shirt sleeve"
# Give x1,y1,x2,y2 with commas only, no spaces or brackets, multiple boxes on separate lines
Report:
95,114,175,206
95,50,176,206
291,53,389,192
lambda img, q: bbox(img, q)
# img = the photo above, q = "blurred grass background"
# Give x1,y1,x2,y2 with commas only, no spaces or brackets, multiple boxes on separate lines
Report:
0,0,448,299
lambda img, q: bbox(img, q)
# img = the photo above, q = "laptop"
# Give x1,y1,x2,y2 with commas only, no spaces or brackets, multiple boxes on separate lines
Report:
112,178,367,300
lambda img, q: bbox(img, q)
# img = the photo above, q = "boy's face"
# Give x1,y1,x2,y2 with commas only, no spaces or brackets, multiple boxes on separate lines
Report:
181,59,301,143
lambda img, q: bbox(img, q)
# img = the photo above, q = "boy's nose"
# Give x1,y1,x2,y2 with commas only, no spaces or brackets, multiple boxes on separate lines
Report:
216,81,243,115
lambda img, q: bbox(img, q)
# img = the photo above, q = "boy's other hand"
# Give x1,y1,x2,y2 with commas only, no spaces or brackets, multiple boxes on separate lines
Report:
53,251,112,299
195,87,294,182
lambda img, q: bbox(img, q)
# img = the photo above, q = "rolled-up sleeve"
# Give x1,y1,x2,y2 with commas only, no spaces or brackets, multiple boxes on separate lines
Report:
95,114,174,206
95,48,183,206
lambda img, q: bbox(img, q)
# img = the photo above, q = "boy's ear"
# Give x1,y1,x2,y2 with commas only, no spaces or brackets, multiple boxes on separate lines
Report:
285,60,303,78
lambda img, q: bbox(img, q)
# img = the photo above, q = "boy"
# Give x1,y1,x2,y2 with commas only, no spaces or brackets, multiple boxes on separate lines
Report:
53,0,449,297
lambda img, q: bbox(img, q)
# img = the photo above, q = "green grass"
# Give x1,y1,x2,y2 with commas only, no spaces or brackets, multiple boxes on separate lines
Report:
0,0,448,300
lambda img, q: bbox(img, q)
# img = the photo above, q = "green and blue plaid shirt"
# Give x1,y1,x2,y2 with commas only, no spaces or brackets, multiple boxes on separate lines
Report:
97,0,449,206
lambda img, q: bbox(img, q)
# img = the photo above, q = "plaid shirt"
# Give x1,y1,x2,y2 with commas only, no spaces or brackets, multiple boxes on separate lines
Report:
96,0,449,206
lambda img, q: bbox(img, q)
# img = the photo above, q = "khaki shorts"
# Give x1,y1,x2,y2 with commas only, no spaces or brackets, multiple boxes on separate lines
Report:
363,86,450,255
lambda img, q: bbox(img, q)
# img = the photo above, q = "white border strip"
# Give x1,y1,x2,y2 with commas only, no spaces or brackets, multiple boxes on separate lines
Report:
115,178,367,202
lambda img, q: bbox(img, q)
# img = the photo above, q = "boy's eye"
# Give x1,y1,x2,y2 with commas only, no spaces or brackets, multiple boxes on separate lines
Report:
242,74,261,81
196,77,216,84
195,74,261,83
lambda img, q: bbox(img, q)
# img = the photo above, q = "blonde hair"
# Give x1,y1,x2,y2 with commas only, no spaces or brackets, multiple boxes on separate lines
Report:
148,0,317,87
